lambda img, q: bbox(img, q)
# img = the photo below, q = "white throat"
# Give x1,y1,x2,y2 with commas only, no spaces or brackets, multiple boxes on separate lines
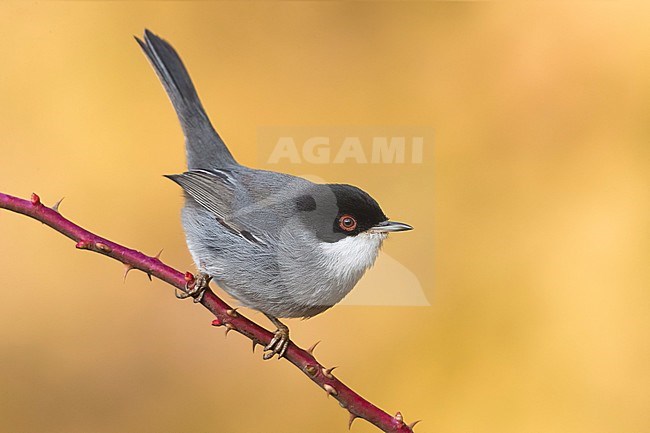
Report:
319,231,386,284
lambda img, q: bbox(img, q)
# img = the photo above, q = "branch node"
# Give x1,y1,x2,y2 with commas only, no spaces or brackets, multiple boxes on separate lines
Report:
305,365,318,376
30,193,41,206
211,318,223,327
184,271,195,287
95,242,112,253
75,240,91,249
394,412,404,425
323,383,338,397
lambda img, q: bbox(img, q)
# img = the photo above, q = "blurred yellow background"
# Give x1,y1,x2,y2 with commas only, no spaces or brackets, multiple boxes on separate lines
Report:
1,2,649,433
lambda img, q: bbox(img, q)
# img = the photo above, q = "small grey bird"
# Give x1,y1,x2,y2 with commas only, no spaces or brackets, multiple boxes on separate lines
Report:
136,30,412,359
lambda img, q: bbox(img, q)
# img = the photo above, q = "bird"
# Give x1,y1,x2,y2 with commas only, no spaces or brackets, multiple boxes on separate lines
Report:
136,30,412,359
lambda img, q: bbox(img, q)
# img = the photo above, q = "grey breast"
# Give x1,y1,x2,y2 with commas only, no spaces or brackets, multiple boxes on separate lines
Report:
175,166,339,317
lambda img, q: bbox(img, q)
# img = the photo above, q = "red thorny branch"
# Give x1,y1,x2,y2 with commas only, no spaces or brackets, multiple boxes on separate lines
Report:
0,191,420,433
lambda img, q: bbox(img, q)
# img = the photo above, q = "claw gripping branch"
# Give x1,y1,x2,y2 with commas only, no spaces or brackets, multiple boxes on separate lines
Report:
0,191,418,433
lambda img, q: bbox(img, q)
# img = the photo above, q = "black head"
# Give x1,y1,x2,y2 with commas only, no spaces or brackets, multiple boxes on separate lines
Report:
294,183,388,243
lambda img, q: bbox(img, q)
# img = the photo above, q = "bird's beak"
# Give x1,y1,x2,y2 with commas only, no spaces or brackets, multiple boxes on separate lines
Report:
371,220,413,233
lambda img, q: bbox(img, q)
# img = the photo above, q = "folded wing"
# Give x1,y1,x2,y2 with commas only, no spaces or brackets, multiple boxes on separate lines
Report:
166,170,267,246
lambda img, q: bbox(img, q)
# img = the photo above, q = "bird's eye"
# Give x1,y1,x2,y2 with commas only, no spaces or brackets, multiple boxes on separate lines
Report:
338,214,357,231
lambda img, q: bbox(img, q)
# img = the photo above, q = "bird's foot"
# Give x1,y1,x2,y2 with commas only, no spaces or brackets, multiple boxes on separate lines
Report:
176,272,211,303
263,327,289,360
263,315,290,360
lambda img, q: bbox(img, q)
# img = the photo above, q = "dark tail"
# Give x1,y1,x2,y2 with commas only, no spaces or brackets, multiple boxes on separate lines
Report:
136,29,237,169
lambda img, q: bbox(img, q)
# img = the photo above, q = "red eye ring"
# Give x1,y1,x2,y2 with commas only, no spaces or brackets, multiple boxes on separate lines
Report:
338,214,357,231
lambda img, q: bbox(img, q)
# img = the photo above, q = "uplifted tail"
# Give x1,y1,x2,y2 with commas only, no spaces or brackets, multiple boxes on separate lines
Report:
136,29,237,169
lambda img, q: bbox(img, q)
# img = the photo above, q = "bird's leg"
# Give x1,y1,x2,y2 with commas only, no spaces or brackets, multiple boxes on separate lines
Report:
262,313,290,360
176,271,211,303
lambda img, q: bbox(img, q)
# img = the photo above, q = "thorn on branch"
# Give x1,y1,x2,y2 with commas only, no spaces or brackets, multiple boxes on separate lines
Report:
307,340,320,355
305,365,318,376
408,420,421,431
51,197,64,212
323,366,338,379
123,264,135,282
348,413,358,429
394,412,404,425
224,322,235,337
154,248,163,261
